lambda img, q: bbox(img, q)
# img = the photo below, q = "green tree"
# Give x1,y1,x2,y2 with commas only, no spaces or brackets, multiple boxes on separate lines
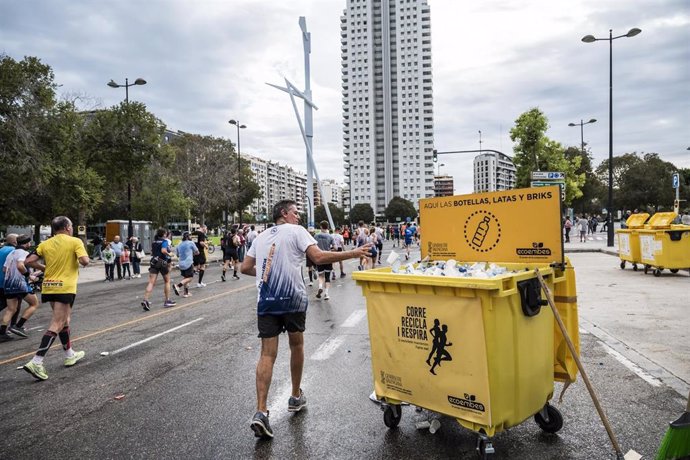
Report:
384,196,417,223
0,54,58,223
349,203,374,224
564,146,605,214
595,153,643,213
315,202,345,227
510,108,585,204
614,153,676,212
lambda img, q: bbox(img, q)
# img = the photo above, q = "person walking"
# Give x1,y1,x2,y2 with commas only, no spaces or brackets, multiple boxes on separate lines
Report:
0,235,36,340
111,235,124,280
314,221,334,300
577,215,589,243
172,232,199,298
127,236,143,278
90,234,103,260
141,228,176,311
332,227,346,278
221,228,241,281
193,225,208,288
22,216,89,381
246,225,258,251
241,200,372,439
102,243,115,282
564,216,573,243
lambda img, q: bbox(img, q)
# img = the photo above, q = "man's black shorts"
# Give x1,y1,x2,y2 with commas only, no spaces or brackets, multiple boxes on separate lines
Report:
5,292,28,300
193,254,207,266
317,263,333,273
42,293,76,307
223,250,239,263
180,266,195,279
257,312,306,338
0,288,6,311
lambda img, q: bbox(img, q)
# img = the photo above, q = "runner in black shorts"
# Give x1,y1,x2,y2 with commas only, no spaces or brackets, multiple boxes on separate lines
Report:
257,312,306,338
221,228,240,281
193,225,208,287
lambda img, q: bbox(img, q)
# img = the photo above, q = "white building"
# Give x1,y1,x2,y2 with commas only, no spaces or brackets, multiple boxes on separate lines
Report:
473,152,517,193
245,154,307,219
341,0,435,216
314,179,344,208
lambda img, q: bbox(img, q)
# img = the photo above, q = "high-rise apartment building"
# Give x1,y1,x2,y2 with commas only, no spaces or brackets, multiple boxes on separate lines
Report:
473,152,517,193
433,174,454,197
341,0,434,217
245,154,307,219
313,179,344,208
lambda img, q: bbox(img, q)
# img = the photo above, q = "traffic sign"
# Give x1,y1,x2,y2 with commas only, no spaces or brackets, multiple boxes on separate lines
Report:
77,225,86,236
531,171,565,180
531,181,566,201
672,173,679,189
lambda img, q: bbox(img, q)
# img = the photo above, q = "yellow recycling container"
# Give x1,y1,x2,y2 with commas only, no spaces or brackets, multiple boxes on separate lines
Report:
615,213,649,271
637,212,690,277
353,260,579,440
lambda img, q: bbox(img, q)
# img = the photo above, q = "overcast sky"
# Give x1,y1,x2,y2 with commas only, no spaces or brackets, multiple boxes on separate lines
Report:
2,0,688,195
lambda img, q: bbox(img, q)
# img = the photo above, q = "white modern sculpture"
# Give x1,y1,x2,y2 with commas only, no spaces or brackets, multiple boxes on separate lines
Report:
267,17,334,229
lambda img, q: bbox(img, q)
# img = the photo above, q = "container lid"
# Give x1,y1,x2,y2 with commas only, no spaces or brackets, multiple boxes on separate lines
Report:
625,213,650,229
645,212,677,229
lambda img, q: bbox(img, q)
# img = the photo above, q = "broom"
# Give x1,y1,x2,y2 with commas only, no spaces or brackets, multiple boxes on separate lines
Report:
535,269,640,460
656,391,690,460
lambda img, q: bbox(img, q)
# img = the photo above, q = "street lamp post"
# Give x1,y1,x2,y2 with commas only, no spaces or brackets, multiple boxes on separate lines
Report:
228,119,247,225
107,77,147,240
582,27,641,247
568,119,597,157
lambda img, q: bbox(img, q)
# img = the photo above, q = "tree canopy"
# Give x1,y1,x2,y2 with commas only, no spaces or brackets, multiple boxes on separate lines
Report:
349,203,375,224
384,196,417,223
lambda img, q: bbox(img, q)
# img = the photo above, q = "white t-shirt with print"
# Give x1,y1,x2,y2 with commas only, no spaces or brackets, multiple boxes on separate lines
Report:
247,223,317,316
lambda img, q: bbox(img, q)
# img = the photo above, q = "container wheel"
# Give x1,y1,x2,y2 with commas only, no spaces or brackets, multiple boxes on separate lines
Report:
620,261,625,269
383,405,402,428
654,268,662,277
632,264,638,271
476,433,495,458
534,403,563,433
670,269,679,274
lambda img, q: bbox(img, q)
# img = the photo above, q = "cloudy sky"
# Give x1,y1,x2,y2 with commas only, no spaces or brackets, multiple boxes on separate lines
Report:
2,0,688,195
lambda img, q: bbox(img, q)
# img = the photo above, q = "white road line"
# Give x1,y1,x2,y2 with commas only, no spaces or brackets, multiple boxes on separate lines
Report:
310,336,346,361
341,309,367,328
601,344,662,387
106,317,204,356
266,381,298,424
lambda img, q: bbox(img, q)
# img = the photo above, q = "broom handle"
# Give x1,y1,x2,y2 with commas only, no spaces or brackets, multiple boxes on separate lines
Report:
535,270,624,457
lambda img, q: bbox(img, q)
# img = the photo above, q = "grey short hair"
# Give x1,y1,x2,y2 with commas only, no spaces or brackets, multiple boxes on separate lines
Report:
51,216,72,233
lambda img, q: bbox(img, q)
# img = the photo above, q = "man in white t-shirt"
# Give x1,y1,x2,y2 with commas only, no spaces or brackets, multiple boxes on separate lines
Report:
241,200,372,440
332,227,345,278
246,225,258,250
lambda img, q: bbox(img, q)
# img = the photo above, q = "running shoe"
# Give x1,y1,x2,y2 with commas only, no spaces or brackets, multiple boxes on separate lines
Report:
197,282,206,288
221,274,226,282
8,325,28,338
324,294,330,300
141,299,151,311
288,389,307,412
163,299,177,308
316,288,323,299
183,293,191,298
64,350,85,367
340,273,346,278
0,333,14,343
172,283,180,296
250,411,274,439
23,361,48,381
233,275,240,280
308,281,313,287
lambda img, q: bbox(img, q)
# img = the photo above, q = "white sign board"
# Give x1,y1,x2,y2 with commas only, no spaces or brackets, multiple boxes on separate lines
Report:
531,171,565,180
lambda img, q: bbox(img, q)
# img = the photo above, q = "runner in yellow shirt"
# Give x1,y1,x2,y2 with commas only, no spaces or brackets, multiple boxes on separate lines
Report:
22,216,90,381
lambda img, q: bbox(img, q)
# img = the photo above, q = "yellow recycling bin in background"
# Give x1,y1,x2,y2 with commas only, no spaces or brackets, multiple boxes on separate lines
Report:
637,212,690,277
615,213,649,271
353,186,579,457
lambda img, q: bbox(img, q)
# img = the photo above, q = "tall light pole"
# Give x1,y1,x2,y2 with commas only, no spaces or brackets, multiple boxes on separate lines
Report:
478,130,482,154
107,77,147,240
582,27,641,247
568,119,597,157
229,119,247,225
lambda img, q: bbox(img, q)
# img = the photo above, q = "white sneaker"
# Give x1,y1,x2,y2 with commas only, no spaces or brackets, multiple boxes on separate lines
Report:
197,282,206,288
324,294,330,300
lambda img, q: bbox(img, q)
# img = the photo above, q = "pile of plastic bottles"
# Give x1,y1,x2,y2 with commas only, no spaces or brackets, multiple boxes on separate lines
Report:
390,255,512,278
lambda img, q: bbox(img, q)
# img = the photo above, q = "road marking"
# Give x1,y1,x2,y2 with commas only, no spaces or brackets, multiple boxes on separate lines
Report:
601,344,662,387
266,380,300,424
310,336,346,361
0,284,253,366
341,310,366,328
105,317,204,356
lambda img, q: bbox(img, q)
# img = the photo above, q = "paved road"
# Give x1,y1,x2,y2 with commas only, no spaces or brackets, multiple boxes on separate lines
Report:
0,241,687,459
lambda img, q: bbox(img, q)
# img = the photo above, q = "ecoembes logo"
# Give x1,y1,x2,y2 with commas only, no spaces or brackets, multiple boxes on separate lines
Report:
448,393,485,412
516,241,552,257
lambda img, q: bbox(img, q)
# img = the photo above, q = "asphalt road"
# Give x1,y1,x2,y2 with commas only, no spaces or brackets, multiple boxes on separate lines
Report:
0,245,686,459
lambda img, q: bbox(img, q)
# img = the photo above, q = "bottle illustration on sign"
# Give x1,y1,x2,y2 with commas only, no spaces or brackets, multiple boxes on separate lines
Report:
471,215,491,248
